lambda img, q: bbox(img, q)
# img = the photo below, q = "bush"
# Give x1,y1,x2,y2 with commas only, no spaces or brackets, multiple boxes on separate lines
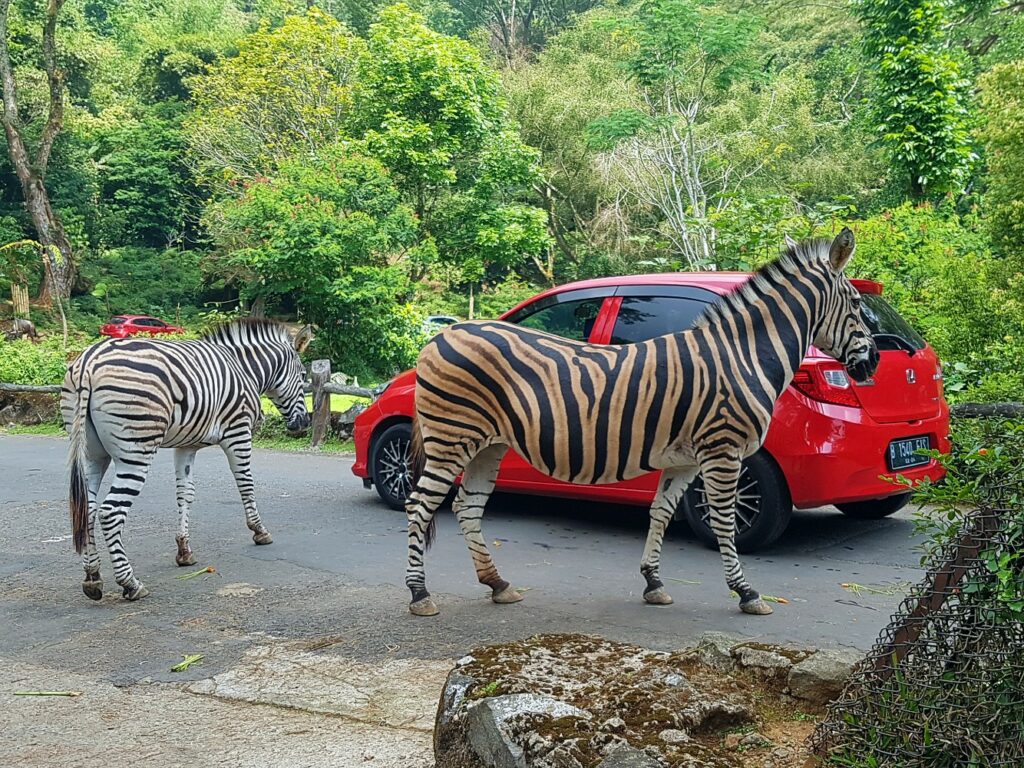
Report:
0,336,91,385
75,246,205,321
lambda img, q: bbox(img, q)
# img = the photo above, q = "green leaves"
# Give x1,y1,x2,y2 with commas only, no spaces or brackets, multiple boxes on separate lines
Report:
855,0,975,197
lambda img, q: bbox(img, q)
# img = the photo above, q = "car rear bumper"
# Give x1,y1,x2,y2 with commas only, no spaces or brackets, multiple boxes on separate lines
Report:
768,395,951,509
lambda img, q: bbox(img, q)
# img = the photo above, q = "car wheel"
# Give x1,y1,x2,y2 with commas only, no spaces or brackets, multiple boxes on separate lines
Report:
836,493,911,519
371,423,414,511
681,451,792,554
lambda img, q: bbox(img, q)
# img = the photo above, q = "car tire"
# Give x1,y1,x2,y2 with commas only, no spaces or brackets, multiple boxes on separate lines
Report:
681,451,792,554
371,423,414,511
836,493,911,519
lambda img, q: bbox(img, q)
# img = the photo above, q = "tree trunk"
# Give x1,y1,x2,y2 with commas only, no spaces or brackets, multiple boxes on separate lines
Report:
30,187,75,305
0,0,74,304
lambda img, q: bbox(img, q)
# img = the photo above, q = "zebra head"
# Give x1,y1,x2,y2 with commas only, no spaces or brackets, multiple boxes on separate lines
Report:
269,325,314,435
792,228,879,384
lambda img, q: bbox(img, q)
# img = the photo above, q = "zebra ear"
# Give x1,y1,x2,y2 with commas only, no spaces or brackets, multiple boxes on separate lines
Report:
293,325,314,355
784,234,799,251
828,227,856,273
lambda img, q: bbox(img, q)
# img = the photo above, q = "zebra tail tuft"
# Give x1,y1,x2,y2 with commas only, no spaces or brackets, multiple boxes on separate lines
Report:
68,383,91,555
408,416,436,549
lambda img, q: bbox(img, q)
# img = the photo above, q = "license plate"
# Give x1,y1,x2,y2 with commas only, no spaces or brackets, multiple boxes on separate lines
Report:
887,436,931,471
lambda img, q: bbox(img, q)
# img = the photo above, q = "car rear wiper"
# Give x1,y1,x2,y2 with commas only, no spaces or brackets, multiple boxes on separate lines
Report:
873,333,918,356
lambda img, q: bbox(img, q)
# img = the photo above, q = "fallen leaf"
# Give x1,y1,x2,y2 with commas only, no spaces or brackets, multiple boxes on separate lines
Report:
171,654,204,672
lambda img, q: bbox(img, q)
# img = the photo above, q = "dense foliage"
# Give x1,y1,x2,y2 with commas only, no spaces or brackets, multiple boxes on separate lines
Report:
1,0,1024,383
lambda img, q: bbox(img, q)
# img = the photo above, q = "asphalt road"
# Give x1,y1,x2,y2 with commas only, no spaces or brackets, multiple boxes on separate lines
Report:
1,433,925,679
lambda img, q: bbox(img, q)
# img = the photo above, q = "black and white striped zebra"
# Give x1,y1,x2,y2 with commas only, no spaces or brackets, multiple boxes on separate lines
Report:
61,319,312,601
404,229,879,617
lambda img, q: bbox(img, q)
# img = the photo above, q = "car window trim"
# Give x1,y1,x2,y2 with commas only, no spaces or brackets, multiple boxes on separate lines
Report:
502,287,617,327
613,284,721,302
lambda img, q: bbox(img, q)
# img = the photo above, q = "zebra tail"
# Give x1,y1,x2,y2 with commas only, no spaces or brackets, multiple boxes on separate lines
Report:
408,416,436,549
68,381,91,555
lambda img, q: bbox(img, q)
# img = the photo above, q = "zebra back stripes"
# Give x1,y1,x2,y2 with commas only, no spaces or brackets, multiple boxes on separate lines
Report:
404,229,879,617
62,318,311,601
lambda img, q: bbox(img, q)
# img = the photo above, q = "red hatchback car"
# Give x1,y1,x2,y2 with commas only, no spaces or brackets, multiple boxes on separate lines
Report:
99,315,184,339
352,273,951,551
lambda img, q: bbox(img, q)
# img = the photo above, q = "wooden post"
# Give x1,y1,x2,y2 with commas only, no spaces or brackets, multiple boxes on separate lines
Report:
11,282,29,318
310,359,331,449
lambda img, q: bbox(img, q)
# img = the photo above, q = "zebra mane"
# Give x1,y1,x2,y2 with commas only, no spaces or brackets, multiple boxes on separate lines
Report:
693,237,832,329
201,317,295,347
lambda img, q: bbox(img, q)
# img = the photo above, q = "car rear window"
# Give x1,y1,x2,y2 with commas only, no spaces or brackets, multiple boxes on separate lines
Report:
108,317,127,325
860,294,927,352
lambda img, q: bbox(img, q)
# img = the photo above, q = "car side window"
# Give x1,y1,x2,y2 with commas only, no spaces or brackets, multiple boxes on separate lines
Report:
610,296,710,344
514,298,605,342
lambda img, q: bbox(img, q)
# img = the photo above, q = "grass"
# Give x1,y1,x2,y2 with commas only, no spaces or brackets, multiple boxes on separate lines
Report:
1,395,367,454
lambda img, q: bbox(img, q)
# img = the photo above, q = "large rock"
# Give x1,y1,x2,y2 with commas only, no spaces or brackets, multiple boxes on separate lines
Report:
0,392,58,426
329,403,366,441
466,694,589,768
435,634,867,767
787,648,861,705
435,634,755,768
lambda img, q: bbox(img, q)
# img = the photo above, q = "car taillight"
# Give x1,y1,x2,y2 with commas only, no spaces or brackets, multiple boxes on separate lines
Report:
791,364,862,408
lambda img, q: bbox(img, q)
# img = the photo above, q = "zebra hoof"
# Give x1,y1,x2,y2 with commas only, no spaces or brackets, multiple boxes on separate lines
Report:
123,583,150,601
81,579,103,601
253,531,273,545
643,588,674,606
492,587,523,604
409,597,439,616
176,551,197,566
739,598,773,615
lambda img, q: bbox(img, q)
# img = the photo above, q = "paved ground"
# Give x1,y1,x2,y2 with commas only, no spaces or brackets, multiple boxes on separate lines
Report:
0,434,927,766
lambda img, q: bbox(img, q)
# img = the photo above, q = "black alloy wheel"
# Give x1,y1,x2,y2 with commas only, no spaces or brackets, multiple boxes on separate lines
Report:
681,451,792,553
371,423,414,510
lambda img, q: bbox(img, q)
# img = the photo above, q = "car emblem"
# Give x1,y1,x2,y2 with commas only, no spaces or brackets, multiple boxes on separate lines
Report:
906,368,916,384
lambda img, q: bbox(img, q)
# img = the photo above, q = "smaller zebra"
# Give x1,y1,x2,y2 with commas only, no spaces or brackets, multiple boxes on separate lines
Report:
62,319,312,601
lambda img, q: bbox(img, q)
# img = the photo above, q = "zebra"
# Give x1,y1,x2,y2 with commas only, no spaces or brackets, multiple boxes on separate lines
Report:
61,319,312,601
404,228,879,617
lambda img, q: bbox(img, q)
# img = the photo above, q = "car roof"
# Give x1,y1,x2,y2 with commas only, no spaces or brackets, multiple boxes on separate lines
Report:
501,272,883,318
112,315,157,321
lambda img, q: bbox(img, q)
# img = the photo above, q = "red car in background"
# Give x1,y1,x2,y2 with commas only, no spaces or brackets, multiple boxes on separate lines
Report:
99,315,184,339
352,273,951,552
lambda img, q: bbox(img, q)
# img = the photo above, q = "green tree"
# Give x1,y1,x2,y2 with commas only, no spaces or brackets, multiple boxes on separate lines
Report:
94,104,196,248
855,0,975,198
979,60,1024,260
586,0,764,267
205,147,427,376
187,9,365,192
352,4,549,310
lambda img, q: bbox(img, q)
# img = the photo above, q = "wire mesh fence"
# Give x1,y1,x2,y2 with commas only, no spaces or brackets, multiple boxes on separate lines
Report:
812,483,1024,767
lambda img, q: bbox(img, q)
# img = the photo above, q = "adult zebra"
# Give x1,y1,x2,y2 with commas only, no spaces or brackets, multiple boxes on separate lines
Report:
61,319,312,601
405,229,879,617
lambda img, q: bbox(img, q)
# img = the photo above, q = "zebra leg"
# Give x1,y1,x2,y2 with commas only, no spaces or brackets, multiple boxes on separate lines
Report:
639,467,697,606
451,445,521,605
99,455,156,601
81,452,110,601
221,435,271,545
698,453,772,616
174,448,199,566
406,458,462,617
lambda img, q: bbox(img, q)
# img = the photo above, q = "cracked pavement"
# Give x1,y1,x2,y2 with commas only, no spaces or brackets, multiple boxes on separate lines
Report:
1,434,928,765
